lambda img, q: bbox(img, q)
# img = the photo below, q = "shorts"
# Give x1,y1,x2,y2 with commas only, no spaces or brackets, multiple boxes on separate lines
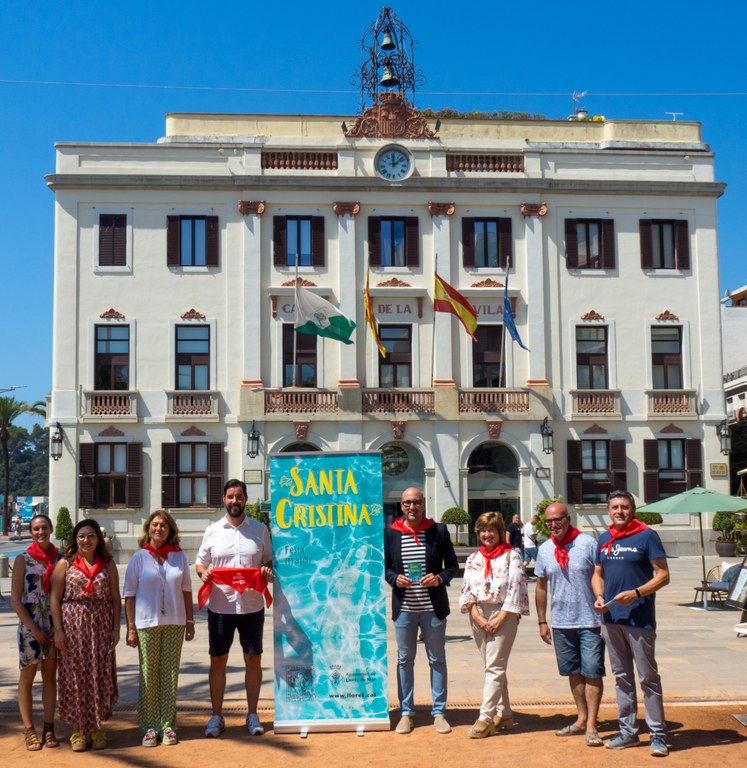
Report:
552,626,605,679
207,608,264,657
523,546,538,564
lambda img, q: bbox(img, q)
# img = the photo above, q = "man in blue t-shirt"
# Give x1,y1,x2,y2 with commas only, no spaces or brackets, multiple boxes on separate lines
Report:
592,490,670,757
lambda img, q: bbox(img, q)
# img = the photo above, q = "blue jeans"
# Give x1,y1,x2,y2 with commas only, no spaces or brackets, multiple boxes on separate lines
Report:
393,610,447,716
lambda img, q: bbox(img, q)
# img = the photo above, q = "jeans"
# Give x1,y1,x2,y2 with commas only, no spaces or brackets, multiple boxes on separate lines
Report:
393,610,447,716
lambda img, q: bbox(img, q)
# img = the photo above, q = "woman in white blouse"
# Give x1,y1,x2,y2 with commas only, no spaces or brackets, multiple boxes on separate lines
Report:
123,510,194,748
460,511,529,738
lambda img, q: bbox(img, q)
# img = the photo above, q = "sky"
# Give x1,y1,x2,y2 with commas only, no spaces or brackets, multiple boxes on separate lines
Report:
2,0,746,426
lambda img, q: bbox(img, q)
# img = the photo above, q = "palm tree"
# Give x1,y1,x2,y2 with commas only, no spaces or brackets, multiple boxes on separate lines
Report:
0,396,45,535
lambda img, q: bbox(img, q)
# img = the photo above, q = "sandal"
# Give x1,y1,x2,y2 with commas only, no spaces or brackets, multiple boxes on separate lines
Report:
586,732,604,747
42,723,60,748
70,732,87,752
555,723,585,736
92,729,107,750
24,727,42,752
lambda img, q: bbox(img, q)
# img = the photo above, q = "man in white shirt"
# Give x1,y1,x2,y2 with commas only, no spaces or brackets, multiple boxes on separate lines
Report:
196,479,273,738
522,514,539,567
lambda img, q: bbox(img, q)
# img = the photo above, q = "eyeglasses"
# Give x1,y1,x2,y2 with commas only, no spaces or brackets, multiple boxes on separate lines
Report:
402,500,423,506
76,533,98,541
544,517,567,526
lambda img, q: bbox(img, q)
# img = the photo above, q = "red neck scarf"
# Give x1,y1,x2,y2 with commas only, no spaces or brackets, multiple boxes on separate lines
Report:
479,542,513,578
598,518,649,556
144,543,182,560
551,527,581,568
391,516,436,545
73,555,106,594
198,568,272,610
26,541,58,593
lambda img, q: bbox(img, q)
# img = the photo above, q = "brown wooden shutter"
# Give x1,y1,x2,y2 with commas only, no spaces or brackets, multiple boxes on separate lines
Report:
311,216,325,267
273,216,287,266
78,443,96,508
405,217,419,267
609,439,627,490
498,217,513,269
99,214,126,267
675,220,690,270
161,443,177,508
126,443,143,508
205,216,219,267
167,216,180,266
686,438,703,488
566,440,583,504
643,439,660,502
368,217,382,266
639,220,653,269
600,219,616,269
462,218,476,267
208,443,225,507
565,219,579,269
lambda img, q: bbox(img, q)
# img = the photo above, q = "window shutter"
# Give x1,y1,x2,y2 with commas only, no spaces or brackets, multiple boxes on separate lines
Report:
566,440,582,504
161,443,177,508
99,214,126,267
644,435,662,502
462,218,476,267
609,439,627,489
273,216,287,266
600,219,616,269
405,217,420,267
643,439,659,470
368,217,382,266
126,443,143,508
675,220,690,270
686,438,703,488
167,216,180,266
208,442,225,507
498,217,512,269
643,472,660,502
205,216,219,267
78,443,96,508
639,220,653,269
311,216,325,267
565,219,579,269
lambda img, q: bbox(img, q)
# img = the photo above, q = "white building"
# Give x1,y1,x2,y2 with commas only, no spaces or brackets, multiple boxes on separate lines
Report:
45,102,729,558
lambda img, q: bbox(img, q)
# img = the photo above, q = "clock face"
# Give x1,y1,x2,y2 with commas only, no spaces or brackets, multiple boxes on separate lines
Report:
375,147,411,181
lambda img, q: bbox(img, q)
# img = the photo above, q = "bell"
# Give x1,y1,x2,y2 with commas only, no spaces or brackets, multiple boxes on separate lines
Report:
380,30,395,51
379,64,399,88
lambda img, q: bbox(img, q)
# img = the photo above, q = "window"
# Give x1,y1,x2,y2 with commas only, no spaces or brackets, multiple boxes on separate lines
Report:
462,217,512,268
368,217,419,267
565,219,615,269
651,326,682,389
379,325,412,387
640,219,689,270
78,442,142,509
176,325,210,390
167,215,219,267
95,325,129,390
473,326,505,387
161,442,224,508
283,323,317,386
98,214,127,267
273,216,325,267
566,439,626,504
643,438,702,501
576,326,608,389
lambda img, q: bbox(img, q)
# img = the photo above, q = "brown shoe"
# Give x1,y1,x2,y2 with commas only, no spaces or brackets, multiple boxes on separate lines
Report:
434,715,451,734
468,719,496,739
395,715,414,734
493,714,515,731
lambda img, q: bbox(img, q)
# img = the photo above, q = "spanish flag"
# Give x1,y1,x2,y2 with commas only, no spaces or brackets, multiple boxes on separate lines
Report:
365,268,386,357
434,273,478,340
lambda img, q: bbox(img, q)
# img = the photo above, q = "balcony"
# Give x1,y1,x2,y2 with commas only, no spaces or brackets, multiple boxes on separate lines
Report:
166,390,219,421
82,391,138,422
264,389,338,415
645,389,698,419
570,389,622,419
459,389,530,415
363,389,435,414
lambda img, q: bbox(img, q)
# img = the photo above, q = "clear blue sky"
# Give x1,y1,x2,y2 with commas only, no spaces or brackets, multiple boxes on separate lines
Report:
2,1,745,423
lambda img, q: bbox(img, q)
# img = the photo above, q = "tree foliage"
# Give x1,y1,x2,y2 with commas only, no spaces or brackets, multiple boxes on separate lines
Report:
55,506,73,544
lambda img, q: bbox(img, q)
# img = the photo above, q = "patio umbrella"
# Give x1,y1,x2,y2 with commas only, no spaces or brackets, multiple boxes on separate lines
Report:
639,487,747,608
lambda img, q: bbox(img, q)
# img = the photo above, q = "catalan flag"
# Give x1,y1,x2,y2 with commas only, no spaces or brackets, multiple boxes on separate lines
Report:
365,268,386,357
433,273,478,340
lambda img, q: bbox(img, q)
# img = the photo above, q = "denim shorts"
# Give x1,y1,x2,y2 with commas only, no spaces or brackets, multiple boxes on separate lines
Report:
552,626,605,678
208,608,264,656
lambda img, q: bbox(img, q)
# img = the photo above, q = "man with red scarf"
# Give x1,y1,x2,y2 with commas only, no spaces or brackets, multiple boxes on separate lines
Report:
592,490,670,757
535,502,605,746
384,487,458,735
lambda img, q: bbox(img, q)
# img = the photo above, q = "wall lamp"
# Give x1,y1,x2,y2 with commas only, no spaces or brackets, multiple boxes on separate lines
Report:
540,417,554,454
247,421,261,459
717,419,732,456
50,422,64,461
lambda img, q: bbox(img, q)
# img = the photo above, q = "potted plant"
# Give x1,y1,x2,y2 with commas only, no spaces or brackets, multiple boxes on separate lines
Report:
535,497,562,544
440,507,471,545
54,506,73,548
712,511,738,558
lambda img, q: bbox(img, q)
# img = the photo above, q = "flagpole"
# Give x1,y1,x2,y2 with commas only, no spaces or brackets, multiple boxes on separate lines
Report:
498,260,508,388
292,251,299,387
431,252,437,386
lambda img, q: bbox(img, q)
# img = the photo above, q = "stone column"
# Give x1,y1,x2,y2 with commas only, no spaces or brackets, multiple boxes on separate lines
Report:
238,200,265,388
520,202,549,387
429,202,456,387
333,201,361,388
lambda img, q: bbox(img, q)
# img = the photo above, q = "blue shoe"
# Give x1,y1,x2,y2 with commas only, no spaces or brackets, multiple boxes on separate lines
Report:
606,732,641,750
650,736,669,757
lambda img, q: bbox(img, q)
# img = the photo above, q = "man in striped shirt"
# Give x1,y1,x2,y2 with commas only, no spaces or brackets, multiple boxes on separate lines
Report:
384,487,459,735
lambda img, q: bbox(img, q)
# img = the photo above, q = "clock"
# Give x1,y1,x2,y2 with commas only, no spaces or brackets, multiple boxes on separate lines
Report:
375,146,412,181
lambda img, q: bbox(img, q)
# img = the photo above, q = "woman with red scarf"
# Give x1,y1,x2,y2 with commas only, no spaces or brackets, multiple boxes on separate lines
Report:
10,514,61,751
459,511,529,738
51,518,120,752
123,510,194,747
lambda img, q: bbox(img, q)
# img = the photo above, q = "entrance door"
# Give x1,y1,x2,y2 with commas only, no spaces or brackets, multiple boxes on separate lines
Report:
466,498,520,547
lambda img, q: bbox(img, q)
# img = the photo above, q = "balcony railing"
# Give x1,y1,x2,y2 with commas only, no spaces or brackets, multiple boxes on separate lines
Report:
83,391,137,419
264,390,338,414
570,389,622,418
645,389,698,417
459,389,530,414
362,390,435,414
166,391,219,418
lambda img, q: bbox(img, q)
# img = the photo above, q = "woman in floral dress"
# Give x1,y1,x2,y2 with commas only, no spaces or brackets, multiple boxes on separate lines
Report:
10,514,61,751
460,511,529,738
51,518,120,752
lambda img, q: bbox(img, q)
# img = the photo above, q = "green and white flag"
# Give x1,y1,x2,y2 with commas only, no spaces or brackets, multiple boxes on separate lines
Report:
294,285,356,344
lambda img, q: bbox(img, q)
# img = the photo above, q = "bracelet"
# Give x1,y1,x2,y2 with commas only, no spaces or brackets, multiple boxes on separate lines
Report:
186,620,195,625
634,588,642,599
538,621,548,625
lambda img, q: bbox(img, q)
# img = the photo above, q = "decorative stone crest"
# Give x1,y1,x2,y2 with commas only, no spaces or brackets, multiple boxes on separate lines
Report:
660,423,684,434
180,308,206,319
238,200,265,216
428,202,455,217
281,277,317,287
181,426,207,436
583,424,608,434
332,202,361,216
581,310,605,321
520,202,548,218
391,421,406,440
471,278,504,288
293,421,310,440
377,277,411,287
100,308,125,319
98,426,124,437
486,421,503,440
655,310,679,321
346,93,436,139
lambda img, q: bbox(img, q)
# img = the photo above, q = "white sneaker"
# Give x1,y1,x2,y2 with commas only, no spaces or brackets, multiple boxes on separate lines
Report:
204,715,225,738
246,713,264,736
